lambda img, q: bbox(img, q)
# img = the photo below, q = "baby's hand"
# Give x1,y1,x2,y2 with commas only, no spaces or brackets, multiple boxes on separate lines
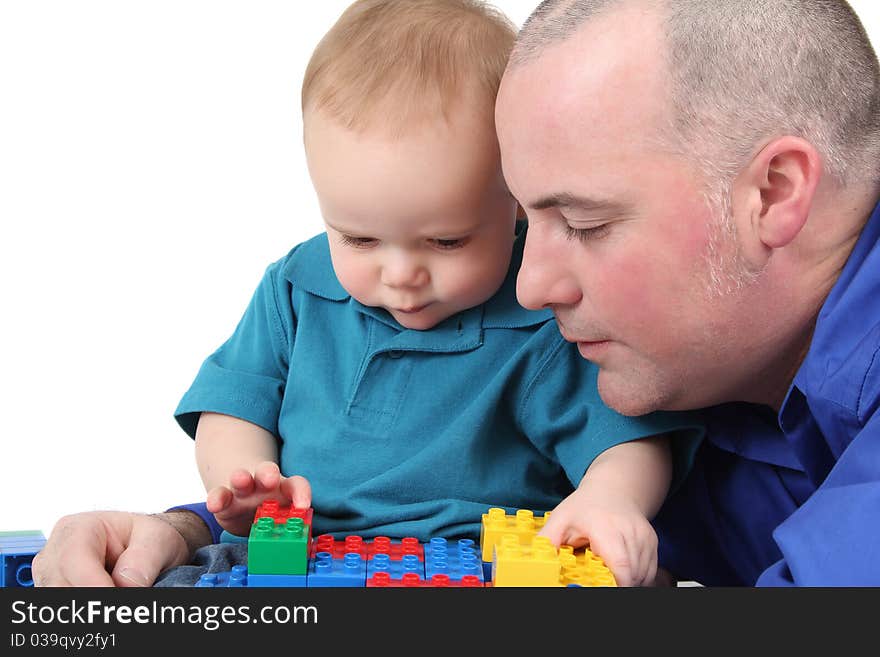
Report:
206,462,312,537
538,486,658,587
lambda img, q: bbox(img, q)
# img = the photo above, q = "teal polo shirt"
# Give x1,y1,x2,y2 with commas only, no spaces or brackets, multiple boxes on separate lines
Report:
175,226,704,541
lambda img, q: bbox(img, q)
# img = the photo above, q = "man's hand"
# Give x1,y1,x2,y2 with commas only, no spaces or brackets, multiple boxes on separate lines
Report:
539,485,659,587
31,510,209,587
206,461,312,536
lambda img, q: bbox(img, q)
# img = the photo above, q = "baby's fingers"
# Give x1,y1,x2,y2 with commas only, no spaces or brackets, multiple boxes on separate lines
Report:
228,468,257,498
591,532,634,587
253,462,283,494
280,475,312,508
206,486,233,514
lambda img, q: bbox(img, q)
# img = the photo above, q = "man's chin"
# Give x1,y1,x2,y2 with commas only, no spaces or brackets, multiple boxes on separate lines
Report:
595,372,666,417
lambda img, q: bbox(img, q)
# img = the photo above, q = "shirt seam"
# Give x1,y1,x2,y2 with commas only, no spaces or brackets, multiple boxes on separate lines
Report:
268,265,292,372
517,334,569,431
857,344,880,422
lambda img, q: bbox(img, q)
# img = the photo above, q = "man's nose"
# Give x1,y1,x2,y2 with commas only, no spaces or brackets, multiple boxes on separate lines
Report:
516,224,582,309
381,251,428,288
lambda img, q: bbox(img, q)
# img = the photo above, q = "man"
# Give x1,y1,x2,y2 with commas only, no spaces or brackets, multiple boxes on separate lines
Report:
501,0,880,585
33,0,880,586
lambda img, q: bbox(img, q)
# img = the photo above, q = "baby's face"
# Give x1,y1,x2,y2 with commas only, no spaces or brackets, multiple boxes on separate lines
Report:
304,109,518,330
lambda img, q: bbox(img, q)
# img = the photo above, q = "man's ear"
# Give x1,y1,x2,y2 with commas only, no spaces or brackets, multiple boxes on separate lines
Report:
735,136,822,263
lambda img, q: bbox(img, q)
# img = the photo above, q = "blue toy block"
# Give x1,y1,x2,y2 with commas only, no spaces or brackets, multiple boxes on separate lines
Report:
366,553,425,580
307,552,367,587
424,537,484,582
0,531,46,588
195,565,249,588
482,560,492,582
247,573,308,588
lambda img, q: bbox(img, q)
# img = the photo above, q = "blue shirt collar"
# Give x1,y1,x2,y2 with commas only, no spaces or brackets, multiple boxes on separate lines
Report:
774,197,880,479
706,197,880,476
280,223,552,334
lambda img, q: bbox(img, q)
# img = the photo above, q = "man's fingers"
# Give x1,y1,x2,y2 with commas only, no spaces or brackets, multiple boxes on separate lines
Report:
110,516,189,588
33,515,117,587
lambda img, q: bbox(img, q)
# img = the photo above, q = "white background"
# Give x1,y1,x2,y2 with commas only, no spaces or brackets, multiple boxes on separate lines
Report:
2,1,879,538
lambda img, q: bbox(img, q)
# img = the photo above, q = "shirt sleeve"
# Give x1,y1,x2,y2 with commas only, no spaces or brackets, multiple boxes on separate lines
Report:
518,334,706,489
756,409,880,586
165,502,224,545
174,258,295,440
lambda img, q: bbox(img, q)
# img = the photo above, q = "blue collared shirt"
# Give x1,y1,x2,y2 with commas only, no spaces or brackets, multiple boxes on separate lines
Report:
174,225,704,542
655,199,880,586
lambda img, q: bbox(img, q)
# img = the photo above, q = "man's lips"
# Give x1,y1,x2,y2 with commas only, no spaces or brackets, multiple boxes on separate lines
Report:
576,339,611,359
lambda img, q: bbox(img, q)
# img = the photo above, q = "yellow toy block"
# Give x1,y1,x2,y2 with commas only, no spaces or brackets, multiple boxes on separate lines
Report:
480,507,550,562
559,545,617,587
492,535,562,587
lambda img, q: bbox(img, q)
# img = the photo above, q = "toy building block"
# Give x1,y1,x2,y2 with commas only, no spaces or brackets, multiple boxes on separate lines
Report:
308,551,367,587
195,565,249,588
479,507,549,562
492,535,561,587
0,530,46,588
367,572,484,587
426,574,483,587
311,534,370,559
247,517,309,575
424,537,484,582
309,534,425,560
366,553,425,581
366,536,424,560
254,501,314,543
247,573,308,588
558,546,617,587
367,572,426,588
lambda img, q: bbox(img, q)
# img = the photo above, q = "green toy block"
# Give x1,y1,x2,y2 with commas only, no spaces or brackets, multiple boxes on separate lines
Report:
247,517,309,575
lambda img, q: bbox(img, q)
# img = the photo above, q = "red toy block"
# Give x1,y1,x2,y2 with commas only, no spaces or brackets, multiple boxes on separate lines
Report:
253,500,314,543
366,536,424,561
366,572,483,587
311,534,370,559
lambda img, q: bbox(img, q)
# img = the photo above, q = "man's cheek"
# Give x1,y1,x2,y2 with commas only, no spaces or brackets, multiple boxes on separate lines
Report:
598,262,661,328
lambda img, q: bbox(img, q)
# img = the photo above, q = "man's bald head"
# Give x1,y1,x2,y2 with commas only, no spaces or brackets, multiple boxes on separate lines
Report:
509,0,880,191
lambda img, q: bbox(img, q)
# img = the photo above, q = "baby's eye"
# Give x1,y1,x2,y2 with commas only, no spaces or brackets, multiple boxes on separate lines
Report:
339,234,378,249
429,237,469,250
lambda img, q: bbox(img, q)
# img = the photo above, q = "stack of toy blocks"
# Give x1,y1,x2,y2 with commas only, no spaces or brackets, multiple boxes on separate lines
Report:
195,504,614,587
244,501,312,587
480,507,617,587
0,530,47,588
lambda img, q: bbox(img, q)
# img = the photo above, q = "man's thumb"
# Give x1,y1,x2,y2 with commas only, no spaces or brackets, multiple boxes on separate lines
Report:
110,518,190,587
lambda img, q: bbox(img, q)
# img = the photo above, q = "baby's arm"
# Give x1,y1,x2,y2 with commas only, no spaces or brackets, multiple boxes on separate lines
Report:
539,434,672,586
194,412,311,536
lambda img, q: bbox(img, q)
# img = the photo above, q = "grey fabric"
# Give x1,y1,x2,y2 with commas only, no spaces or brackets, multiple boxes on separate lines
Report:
153,543,248,587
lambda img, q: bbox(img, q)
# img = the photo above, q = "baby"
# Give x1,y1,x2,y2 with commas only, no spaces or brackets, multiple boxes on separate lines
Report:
175,0,704,586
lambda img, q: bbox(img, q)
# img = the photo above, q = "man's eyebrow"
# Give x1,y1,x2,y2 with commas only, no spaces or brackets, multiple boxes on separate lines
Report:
529,193,631,215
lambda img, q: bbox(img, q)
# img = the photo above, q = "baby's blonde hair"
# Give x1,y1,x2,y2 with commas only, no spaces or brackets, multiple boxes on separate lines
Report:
302,0,517,135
